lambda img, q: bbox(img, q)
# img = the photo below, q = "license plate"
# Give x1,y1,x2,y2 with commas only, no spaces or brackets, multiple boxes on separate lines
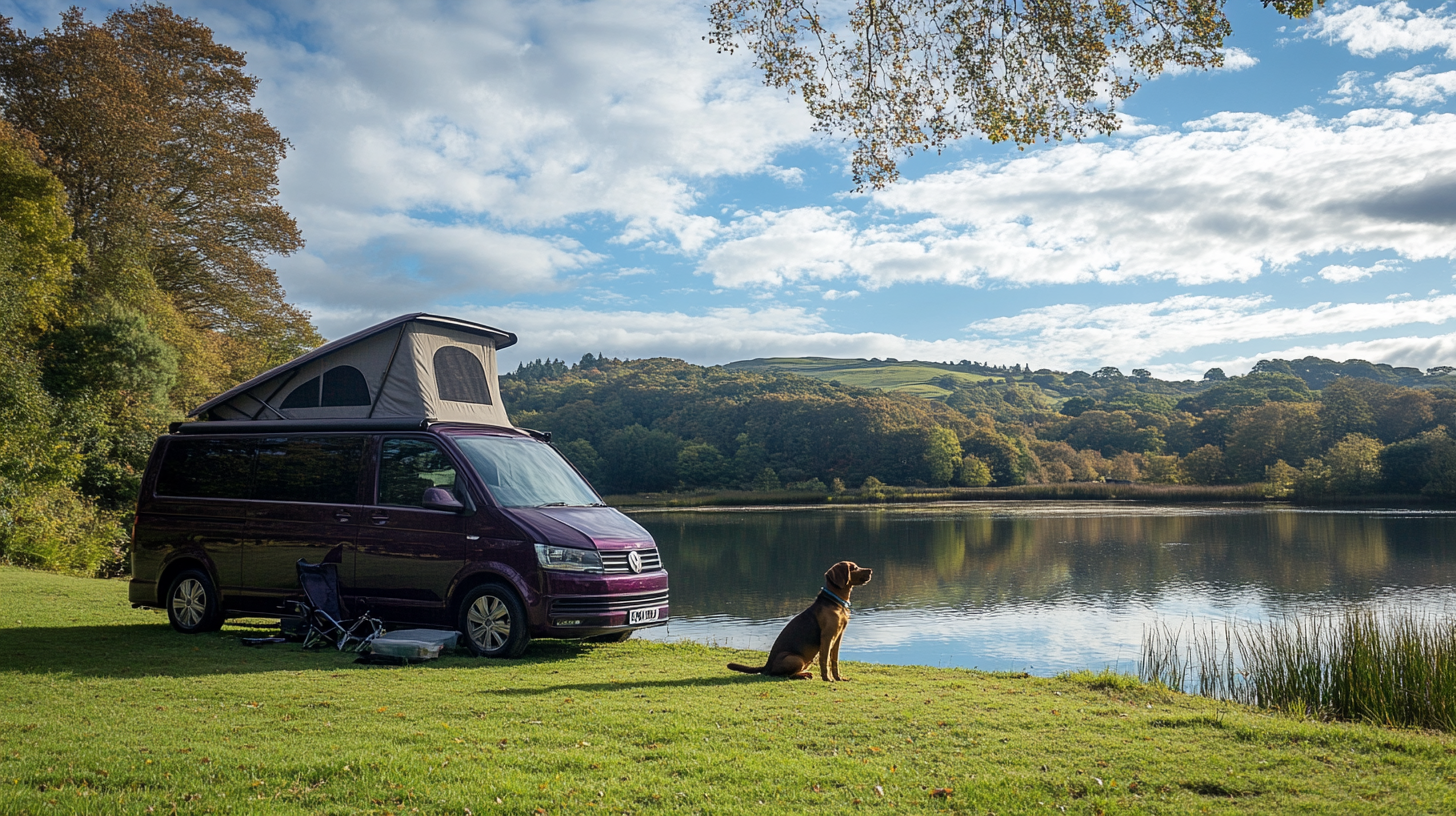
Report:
628,607,659,625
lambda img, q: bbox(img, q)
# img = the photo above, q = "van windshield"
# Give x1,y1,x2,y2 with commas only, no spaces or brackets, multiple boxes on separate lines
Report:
453,436,601,508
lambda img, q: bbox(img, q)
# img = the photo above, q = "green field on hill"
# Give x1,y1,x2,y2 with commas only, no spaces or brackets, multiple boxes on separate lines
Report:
3,567,1455,814
723,357,995,399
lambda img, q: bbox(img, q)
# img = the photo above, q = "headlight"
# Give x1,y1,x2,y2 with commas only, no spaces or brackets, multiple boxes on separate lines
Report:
534,543,603,573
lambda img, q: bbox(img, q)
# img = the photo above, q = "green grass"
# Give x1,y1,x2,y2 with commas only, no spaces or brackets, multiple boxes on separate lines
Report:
4,567,1456,814
724,357,993,398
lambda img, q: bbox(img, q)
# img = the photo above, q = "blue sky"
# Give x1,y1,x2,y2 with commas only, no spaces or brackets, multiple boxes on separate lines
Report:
9,0,1456,377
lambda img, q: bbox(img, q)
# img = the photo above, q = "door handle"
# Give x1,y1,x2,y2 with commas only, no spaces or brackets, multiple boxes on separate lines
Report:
334,510,352,522
370,511,389,526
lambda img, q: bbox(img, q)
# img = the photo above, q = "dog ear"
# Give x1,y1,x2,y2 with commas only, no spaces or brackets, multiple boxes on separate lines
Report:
826,561,850,589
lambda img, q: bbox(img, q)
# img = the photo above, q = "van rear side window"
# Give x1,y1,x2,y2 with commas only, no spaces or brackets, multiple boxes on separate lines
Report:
253,436,367,504
156,439,256,499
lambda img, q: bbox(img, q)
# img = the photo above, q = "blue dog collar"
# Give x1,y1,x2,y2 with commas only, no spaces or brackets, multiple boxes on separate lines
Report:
819,586,851,609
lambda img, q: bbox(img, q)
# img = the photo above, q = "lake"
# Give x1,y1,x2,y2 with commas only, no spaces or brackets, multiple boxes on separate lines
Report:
629,502,1456,676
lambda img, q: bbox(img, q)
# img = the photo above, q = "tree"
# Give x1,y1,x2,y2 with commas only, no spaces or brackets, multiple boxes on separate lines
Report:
924,426,961,486
0,5,320,393
1319,377,1376,444
1060,396,1096,417
1180,445,1228,486
957,455,992,487
1203,368,1228,382
1222,402,1321,482
709,1,1321,188
751,467,782,491
1324,433,1383,495
600,425,682,494
1263,460,1298,498
677,441,729,488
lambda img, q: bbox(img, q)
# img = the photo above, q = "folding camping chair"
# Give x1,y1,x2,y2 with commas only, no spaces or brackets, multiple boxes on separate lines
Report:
290,559,384,651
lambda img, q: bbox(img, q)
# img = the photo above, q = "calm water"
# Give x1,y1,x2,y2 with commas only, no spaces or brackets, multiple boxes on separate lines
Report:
629,502,1456,675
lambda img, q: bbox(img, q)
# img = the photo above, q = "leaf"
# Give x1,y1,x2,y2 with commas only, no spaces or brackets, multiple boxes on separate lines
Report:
873,785,884,797
930,788,953,797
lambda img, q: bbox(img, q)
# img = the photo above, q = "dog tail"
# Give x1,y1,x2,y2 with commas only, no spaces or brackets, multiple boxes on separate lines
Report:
726,662,765,674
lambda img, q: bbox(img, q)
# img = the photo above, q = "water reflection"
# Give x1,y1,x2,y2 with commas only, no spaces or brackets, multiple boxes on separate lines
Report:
631,502,1456,675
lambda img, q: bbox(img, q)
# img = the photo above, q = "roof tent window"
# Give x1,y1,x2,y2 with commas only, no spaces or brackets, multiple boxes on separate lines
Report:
280,376,321,409
434,346,492,404
321,366,370,406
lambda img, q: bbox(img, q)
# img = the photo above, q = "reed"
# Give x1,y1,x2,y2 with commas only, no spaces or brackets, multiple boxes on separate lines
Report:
1141,606,1456,731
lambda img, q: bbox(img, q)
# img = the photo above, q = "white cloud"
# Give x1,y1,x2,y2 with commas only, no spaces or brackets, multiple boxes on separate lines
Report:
1307,1,1456,58
1175,333,1456,381
700,110,1456,290
963,294,1456,372
1163,47,1260,76
1376,66,1456,105
301,291,1456,377
1325,70,1370,105
1318,259,1401,282
153,0,813,304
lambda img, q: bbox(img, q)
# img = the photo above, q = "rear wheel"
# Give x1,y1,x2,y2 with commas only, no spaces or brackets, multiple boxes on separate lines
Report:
458,584,529,658
166,568,224,634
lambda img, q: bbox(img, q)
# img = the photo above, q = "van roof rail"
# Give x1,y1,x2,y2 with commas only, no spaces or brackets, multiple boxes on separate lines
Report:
171,418,433,435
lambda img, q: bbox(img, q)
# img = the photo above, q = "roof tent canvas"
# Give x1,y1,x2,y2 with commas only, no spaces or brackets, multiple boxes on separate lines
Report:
189,313,517,426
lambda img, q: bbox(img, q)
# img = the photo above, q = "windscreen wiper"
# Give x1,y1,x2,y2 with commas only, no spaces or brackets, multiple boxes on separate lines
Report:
535,501,568,507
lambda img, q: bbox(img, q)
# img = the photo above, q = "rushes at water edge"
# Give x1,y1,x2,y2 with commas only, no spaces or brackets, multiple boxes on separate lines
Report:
1141,606,1456,731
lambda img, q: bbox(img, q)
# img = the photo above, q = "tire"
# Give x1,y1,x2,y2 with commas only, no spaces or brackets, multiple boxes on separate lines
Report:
586,631,633,643
166,568,224,634
458,583,530,658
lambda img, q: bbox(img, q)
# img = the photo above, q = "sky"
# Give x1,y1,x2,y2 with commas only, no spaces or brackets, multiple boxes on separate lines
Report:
8,0,1456,378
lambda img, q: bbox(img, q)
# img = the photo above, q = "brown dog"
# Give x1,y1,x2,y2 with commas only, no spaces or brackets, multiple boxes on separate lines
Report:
727,561,873,681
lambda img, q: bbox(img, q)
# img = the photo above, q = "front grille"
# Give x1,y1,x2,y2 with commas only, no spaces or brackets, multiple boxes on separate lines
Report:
552,590,670,616
600,548,663,574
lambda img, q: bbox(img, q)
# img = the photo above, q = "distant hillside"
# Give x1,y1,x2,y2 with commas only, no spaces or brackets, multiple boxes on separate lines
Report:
725,355,1456,401
505,352,1456,500
722,357,995,399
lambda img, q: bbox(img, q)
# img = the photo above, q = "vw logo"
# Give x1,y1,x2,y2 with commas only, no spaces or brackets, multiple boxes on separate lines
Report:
627,550,643,574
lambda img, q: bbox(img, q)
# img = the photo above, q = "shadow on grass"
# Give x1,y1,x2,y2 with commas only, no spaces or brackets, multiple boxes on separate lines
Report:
479,674,775,695
0,620,604,679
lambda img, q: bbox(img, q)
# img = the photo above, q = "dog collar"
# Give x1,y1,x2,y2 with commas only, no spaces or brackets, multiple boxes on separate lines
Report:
819,587,851,609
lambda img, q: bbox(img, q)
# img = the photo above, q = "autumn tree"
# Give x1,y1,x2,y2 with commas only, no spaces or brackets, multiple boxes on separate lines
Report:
709,0,1324,188
0,4,321,402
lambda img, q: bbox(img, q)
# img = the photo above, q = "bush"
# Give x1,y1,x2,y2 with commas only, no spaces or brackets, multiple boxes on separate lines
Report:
0,481,127,575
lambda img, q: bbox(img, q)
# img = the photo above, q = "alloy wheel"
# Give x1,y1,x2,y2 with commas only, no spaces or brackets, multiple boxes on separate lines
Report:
467,594,511,652
171,577,207,629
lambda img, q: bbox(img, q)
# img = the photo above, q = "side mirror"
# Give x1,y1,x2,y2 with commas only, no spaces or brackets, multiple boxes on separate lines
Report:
421,487,465,512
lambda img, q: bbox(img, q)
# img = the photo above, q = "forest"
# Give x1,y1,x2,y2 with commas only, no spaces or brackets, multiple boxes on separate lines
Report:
506,354,1456,502
0,7,319,574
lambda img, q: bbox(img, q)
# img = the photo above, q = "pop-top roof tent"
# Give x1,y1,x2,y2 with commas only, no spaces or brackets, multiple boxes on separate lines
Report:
188,313,517,427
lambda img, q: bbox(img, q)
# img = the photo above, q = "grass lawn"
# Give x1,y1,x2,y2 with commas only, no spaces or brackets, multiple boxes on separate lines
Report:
724,358,992,399
2,567,1455,815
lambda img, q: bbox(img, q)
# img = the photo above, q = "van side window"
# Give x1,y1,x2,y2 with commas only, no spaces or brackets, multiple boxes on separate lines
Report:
156,439,256,499
378,438,458,507
252,436,367,504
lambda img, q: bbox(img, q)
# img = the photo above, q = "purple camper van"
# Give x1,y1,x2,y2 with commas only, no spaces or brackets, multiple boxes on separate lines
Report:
128,314,668,657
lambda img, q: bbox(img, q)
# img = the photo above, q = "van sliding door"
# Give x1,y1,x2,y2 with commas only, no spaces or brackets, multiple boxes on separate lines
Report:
238,435,367,615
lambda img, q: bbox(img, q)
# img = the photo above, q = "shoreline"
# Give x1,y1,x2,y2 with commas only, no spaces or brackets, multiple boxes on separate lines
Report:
606,483,1450,509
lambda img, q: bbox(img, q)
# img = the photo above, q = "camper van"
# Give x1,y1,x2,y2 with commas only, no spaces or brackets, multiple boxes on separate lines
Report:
128,313,668,658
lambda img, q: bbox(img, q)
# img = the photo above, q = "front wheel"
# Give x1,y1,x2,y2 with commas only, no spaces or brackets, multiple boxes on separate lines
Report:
166,569,224,634
458,584,530,658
